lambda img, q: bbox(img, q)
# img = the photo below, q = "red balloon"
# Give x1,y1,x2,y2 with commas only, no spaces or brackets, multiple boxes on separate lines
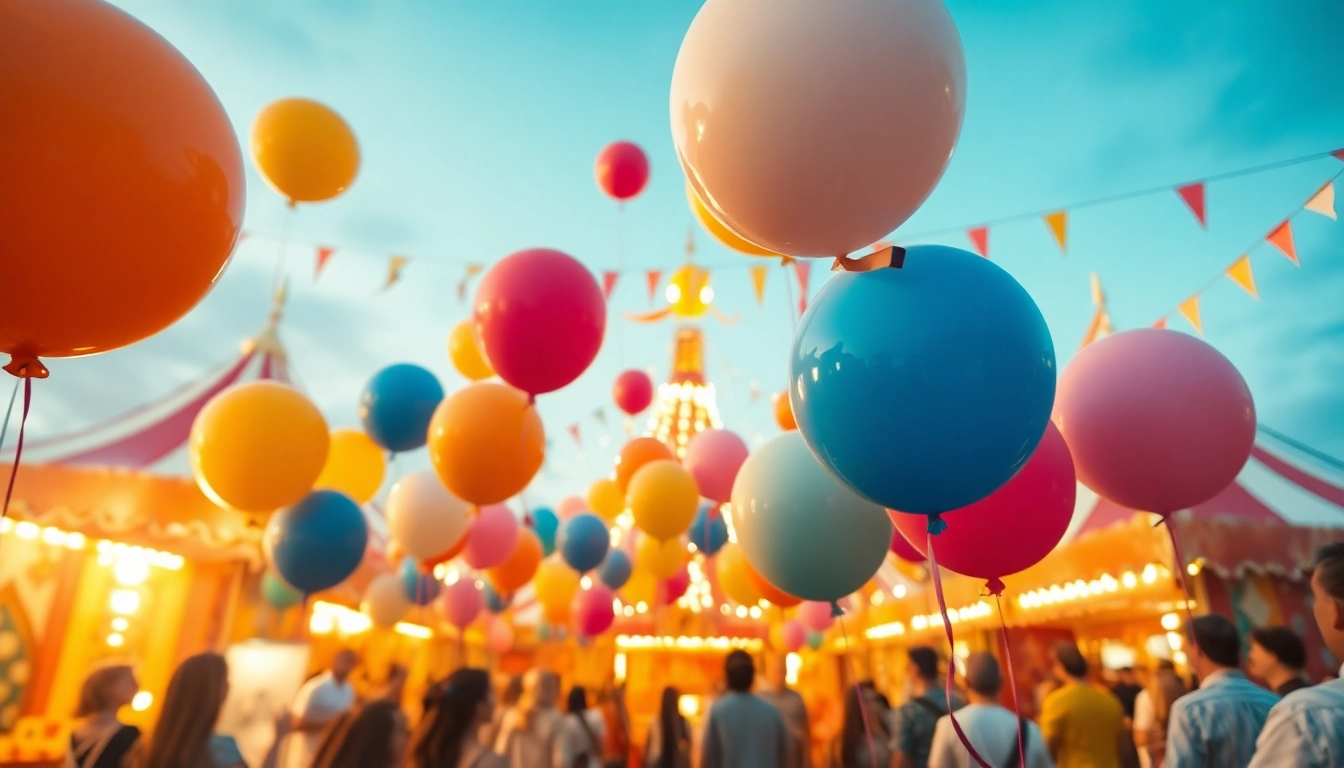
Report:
661,567,690,605
889,423,1076,594
888,529,923,564
613,369,654,415
474,249,606,397
595,141,650,201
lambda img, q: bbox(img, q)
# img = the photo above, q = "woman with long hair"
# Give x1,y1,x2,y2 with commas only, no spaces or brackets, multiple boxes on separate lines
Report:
309,700,408,768
495,669,562,768
69,662,141,768
482,675,523,751
133,653,245,768
642,686,689,768
1133,660,1188,768
836,685,892,768
553,686,606,768
408,668,506,768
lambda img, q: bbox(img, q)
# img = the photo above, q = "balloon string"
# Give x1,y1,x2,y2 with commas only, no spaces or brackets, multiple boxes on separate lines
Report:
995,594,1026,768
273,203,295,292
1162,519,1199,651
0,377,20,462
617,202,625,368
927,531,993,768
837,616,879,768
1,378,33,522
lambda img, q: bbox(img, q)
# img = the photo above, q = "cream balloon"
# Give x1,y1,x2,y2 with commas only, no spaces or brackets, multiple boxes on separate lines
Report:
385,471,470,560
362,573,412,629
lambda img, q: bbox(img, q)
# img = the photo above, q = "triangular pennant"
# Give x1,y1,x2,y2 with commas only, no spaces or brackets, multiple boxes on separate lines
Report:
456,263,487,303
602,271,620,300
967,226,989,258
645,270,662,305
593,408,607,425
465,264,485,279
1177,296,1203,336
1266,220,1298,265
567,424,581,445
1304,182,1337,220
1224,255,1258,299
1152,317,1168,329
1176,182,1207,228
749,382,761,403
1334,149,1344,162
749,265,769,305
1044,211,1068,254
314,246,335,282
792,260,813,315
383,256,410,291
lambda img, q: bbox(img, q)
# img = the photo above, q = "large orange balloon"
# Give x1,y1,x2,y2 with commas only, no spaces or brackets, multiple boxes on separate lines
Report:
448,320,494,381
251,98,359,205
746,561,803,608
628,460,699,541
487,529,542,594
774,392,797,431
0,0,245,366
428,383,545,505
190,382,329,514
615,437,676,494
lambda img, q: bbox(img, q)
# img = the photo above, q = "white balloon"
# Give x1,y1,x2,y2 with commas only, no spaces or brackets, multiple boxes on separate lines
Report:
385,471,470,560
362,573,412,628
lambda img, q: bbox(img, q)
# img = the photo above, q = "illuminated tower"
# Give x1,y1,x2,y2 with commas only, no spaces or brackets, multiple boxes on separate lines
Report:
646,325,723,458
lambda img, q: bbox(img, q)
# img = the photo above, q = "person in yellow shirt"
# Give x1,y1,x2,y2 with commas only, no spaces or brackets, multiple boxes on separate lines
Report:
1040,643,1126,768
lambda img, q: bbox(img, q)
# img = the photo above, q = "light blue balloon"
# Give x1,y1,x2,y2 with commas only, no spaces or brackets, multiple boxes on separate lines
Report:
687,503,728,556
261,572,302,610
596,549,633,591
266,490,369,594
482,582,512,614
558,513,610,574
730,432,891,604
359,363,444,453
790,245,1055,519
528,507,560,556
398,556,442,606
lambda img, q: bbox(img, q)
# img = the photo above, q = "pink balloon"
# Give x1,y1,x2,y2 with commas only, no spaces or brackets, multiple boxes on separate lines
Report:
474,249,606,397
557,496,587,519
1054,329,1255,515
661,567,690,605
797,601,834,633
613,369,654,416
573,584,616,636
595,142,650,201
781,620,807,653
486,616,514,655
684,429,750,503
890,423,1076,594
670,0,965,257
888,530,923,564
462,504,520,570
443,578,483,629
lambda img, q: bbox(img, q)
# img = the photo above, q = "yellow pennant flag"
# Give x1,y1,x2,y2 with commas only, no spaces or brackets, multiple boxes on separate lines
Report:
1044,211,1068,254
1305,181,1337,220
749,265,769,305
1178,295,1203,336
383,255,410,291
1224,255,1258,299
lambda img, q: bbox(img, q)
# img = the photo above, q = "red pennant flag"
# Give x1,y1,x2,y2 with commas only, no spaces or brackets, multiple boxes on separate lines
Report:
568,424,581,445
1176,183,1206,228
967,226,989,258
1152,317,1167,329
1266,220,1298,265
645,270,662,304
793,260,812,315
1333,149,1344,162
314,246,335,282
602,271,619,300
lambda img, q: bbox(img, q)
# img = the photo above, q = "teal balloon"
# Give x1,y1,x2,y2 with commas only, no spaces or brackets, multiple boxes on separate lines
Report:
730,432,891,604
261,572,302,610
528,507,559,556
807,631,825,651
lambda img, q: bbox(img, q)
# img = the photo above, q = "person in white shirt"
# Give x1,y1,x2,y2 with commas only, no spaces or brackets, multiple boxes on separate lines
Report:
285,649,357,768
928,653,1053,768
1249,543,1344,768
552,685,607,768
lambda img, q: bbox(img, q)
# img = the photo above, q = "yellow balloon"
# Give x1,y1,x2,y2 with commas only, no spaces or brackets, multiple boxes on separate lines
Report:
628,460,699,541
621,566,657,607
313,429,386,503
447,320,494,381
251,98,359,204
637,534,688,580
190,382,329,514
687,182,779,257
587,478,625,522
533,559,580,612
716,542,764,607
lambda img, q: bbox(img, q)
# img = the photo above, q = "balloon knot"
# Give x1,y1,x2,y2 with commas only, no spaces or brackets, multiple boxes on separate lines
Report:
523,514,534,527
527,393,537,406
4,355,48,380
829,600,844,618
830,245,906,273
984,577,1006,597
926,514,947,536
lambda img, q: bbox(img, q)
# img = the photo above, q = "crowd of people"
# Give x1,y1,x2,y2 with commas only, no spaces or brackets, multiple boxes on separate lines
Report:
65,543,1344,768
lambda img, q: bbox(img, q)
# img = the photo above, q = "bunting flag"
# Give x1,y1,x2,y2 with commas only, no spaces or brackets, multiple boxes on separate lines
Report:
1335,149,1344,162
749,382,761,404
567,424,581,445
1152,317,1168,329
314,246,335,282
592,407,606,425
1266,220,1298,265
1305,182,1337,220
383,256,410,291
1044,211,1068,254
1177,296,1203,336
455,263,485,302
602,271,620,300
645,270,662,305
1224,255,1258,299
967,226,989,258
793,260,812,315
1176,182,1207,227
749,265,769,305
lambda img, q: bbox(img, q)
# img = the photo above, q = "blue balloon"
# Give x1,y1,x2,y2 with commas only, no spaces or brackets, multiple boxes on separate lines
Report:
687,503,728,556
528,507,560,556
261,572,302,610
557,513,610,574
790,245,1056,519
359,363,444,453
266,490,369,594
398,556,442,606
482,582,513,614
596,549,633,591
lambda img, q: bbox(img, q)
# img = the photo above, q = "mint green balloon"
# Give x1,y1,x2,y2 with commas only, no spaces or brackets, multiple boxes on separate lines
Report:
261,571,302,610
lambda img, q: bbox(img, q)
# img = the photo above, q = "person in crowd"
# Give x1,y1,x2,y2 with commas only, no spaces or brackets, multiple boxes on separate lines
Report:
408,668,508,768
759,656,812,768
1110,668,1143,720
369,663,408,705
859,681,898,755
700,649,787,768
894,646,965,768
1162,614,1278,768
644,686,690,768
309,700,408,768
837,685,893,768
553,685,606,768
285,649,357,768
133,653,246,768
1039,643,1124,768
495,668,563,767
1249,542,1344,767
1131,659,1186,768
1247,626,1309,697
928,653,1052,768
600,684,633,768
483,676,523,751
69,662,142,768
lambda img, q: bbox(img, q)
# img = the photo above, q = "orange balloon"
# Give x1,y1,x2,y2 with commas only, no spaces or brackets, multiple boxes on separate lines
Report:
487,529,542,594
615,437,675,494
774,392,797,431
0,0,245,366
747,561,803,608
448,320,494,381
428,382,545,506
251,98,359,205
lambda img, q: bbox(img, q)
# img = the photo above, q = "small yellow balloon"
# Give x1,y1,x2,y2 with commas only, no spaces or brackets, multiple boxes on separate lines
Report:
687,182,779,257
622,566,657,607
533,559,580,613
628,459,699,541
448,320,494,381
190,382,329,514
313,429,386,503
716,542,764,607
251,98,359,205
587,478,625,522
636,534,688,580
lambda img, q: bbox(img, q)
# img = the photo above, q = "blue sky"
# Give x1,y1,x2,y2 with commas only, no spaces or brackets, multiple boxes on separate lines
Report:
33,0,1344,504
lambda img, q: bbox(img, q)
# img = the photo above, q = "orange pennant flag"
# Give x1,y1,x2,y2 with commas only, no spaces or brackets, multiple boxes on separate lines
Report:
645,270,662,305
456,263,485,303
1044,211,1068,254
383,255,410,291
602,271,619,300
1177,296,1203,336
1152,317,1168,329
967,226,989,258
1266,220,1298,265
1224,255,1258,299
568,424,581,445
1304,182,1337,220
314,246,334,282
1176,183,1207,227
749,265,769,305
